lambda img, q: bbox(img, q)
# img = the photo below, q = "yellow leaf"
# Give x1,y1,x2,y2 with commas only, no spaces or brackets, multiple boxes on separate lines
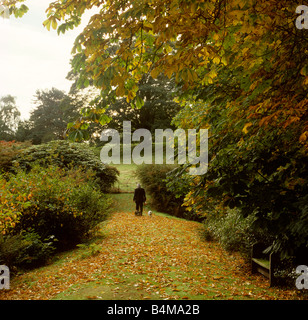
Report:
165,44,173,54
207,77,213,84
221,56,227,66
229,10,245,19
213,33,220,41
242,122,252,134
43,19,51,31
165,66,174,79
51,18,58,30
300,67,307,76
299,131,308,143
151,67,160,79
116,83,125,97
208,69,217,79
250,81,258,91
213,56,220,64
242,47,249,55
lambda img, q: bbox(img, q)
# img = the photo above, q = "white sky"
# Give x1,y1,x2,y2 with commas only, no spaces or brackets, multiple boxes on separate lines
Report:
0,0,93,120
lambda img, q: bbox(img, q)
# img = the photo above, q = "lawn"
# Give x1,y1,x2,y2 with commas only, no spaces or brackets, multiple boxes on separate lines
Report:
111,163,139,193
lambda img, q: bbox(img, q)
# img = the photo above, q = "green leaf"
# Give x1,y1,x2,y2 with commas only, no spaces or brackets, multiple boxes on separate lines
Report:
135,95,144,109
51,18,58,30
80,123,89,130
43,19,51,31
84,78,90,87
68,130,83,142
67,122,75,130
98,114,111,125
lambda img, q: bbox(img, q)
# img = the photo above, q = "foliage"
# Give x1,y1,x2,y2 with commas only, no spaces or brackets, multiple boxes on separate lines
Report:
136,164,201,221
13,86,103,145
136,164,180,215
172,85,308,260
0,231,56,269
166,169,192,199
1,0,28,18
0,165,112,250
203,209,270,259
16,88,81,144
32,0,306,145
106,75,181,134
0,140,31,173
13,140,119,191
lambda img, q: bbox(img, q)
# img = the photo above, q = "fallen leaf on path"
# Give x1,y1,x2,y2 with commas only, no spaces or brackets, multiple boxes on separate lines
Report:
0,195,301,300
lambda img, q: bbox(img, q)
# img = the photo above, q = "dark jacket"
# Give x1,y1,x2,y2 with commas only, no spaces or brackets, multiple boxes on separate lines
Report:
133,187,146,203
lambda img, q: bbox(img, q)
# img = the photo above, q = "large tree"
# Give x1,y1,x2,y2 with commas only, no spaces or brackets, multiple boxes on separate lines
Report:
106,75,181,133
36,0,306,143
34,88,79,142
19,88,81,144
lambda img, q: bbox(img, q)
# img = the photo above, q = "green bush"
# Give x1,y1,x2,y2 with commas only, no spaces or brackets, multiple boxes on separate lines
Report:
0,165,112,251
203,209,273,259
0,140,31,173
12,140,119,191
0,231,56,269
172,99,308,261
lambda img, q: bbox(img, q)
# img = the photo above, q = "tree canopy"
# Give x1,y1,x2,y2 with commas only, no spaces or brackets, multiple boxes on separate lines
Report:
106,75,181,133
5,0,308,259
31,0,307,145
7,0,306,143
13,88,82,144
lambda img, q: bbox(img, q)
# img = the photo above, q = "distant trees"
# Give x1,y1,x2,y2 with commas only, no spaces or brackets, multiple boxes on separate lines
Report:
0,95,21,141
2,75,180,144
106,75,181,133
15,88,81,144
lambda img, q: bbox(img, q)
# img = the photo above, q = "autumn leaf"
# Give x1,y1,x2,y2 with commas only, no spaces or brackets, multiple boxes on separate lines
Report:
242,122,252,134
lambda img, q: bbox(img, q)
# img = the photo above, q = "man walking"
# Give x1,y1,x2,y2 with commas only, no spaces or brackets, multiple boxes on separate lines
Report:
133,183,146,216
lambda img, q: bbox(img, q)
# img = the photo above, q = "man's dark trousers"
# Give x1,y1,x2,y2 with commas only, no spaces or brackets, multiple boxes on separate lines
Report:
133,187,146,215
136,202,143,215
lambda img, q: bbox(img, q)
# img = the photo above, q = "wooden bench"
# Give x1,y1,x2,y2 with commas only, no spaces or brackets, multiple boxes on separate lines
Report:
251,243,278,287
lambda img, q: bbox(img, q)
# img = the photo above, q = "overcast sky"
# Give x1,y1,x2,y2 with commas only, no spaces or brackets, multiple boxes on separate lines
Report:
0,0,93,120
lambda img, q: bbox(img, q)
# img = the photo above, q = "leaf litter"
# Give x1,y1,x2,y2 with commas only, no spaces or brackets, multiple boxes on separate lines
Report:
0,194,302,300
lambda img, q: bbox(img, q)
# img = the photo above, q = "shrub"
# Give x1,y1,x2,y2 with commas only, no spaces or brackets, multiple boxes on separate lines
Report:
0,231,56,269
165,166,202,221
0,140,31,173
12,140,119,191
173,100,308,261
0,165,112,250
203,209,273,259
135,164,199,220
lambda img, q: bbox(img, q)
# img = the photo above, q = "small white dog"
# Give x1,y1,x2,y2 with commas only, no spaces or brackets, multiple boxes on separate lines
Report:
148,210,152,217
